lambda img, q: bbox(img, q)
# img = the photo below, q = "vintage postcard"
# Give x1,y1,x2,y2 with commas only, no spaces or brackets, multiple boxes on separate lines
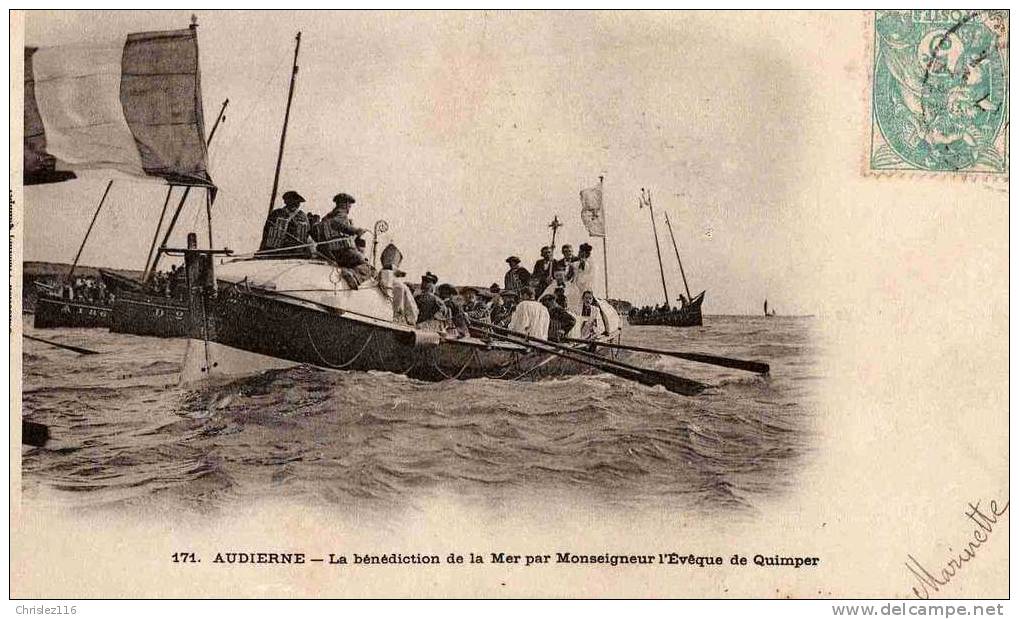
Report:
9,10,1009,601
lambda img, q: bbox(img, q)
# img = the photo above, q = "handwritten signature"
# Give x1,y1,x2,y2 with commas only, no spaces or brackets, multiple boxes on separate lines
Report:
906,499,1009,599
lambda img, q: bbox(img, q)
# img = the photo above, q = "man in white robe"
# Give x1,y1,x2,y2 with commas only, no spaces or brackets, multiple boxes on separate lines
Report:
378,268,418,325
507,288,550,339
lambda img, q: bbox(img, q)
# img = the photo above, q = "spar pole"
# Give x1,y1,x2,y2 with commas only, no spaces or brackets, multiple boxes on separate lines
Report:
66,180,114,283
663,210,692,301
268,32,302,215
641,188,669,307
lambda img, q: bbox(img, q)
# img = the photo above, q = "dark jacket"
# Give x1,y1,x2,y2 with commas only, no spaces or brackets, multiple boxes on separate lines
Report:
547,306,577,341
504,266,531,292
415,292,446,323
260,207,311,253
531,258,553,290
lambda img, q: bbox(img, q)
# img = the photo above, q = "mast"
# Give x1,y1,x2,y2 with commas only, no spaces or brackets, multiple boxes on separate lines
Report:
145,98,229,281
599,175,609,299
640,188,669,306
663,210,692,301
66,180,114,282
142,187,175,275
268,31,302,215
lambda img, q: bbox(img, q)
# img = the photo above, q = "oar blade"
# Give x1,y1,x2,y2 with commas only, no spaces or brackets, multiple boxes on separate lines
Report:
23,334,99,355
471,320,708,397
637,368,709,396
674,352,769,375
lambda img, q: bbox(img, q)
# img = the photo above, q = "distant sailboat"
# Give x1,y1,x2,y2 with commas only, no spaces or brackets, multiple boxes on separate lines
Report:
626,188,705,327
764,299,776,317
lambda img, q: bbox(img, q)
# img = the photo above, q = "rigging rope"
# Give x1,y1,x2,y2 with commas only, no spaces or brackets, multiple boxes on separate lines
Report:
428,347,479,381
303,322,375,370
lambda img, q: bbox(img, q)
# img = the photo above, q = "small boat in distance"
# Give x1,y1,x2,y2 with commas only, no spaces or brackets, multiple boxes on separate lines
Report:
627,188,705,327
764,299,776,317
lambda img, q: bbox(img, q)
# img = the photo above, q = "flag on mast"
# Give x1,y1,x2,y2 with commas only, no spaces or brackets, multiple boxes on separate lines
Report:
579,184,605,237
24,27,215,189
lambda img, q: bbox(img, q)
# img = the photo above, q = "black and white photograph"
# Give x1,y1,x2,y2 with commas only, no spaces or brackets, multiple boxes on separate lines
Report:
9,9,1009,604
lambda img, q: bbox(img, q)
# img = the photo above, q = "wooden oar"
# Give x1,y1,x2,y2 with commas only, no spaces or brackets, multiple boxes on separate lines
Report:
24,334,99,355
564,337,770,375
470,320,708,396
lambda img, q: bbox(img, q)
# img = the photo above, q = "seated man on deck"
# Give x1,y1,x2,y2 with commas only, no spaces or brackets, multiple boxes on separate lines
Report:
436,284,470,338
377,244,418,325
507,287,549,339
486,286,512,327
540,294,576,342
260,190,312,257
579,290,604,339
333,238,372,290
461,287,490,323
318,193,368,266
414,273,449,333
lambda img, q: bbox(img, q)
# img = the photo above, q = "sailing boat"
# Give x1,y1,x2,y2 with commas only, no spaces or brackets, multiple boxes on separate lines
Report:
764,299,776,317
626,188,705,327
25,20,217,330
166,35,718,393
100,98,229,338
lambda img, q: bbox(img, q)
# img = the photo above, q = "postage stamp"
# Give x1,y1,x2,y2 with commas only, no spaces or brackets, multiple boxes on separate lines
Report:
870,10,1009,175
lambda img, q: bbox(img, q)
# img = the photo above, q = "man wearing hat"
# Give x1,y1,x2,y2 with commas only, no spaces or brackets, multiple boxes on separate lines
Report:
318,193,367,264
530,246,554,294
461,287,490,323
260,190,312,255
414,272,448,332
436,284,470,338
552,244,578,282
489,289,514,327
378,243,418,325
503,256,531,292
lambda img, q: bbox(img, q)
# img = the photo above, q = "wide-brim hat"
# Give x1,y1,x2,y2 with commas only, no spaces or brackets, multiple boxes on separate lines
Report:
282,190,306,203
579,242,593,252
333,193,356,205
421,272,439,285
505,256,521,264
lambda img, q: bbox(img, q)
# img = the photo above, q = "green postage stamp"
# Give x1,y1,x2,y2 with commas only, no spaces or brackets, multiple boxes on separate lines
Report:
870,10,1009,175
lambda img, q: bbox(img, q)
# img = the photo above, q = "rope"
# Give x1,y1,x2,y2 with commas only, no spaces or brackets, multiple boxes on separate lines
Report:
428,346,478,381
303,321,374,370
210,53,291,161
509,351,560,381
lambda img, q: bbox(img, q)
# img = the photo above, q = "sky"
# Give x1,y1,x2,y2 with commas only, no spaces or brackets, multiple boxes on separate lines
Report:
21,10,824,315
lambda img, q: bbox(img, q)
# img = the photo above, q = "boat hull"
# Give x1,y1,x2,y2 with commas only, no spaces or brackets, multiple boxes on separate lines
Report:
110,291,189,338
627,291,705,327
33,297,112,329
184,282,614,384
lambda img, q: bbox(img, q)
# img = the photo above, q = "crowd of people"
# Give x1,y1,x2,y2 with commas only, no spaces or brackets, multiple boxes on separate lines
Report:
630,293,692,318
258,189,610,342
148,264,188,298
55,276,113,304
387,243,608,343
405,275,606,342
